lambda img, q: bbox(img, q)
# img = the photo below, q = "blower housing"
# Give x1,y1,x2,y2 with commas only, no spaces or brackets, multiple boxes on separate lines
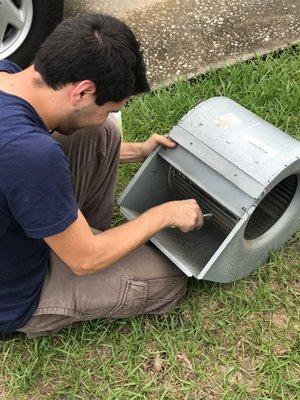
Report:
119,97,300,283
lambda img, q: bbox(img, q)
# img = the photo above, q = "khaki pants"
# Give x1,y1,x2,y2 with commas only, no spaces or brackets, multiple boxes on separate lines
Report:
19,117,187,338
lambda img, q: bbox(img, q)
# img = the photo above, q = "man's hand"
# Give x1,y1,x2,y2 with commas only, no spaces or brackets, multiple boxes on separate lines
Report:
161,199,204,232
140,134,176,160
119,134,176,163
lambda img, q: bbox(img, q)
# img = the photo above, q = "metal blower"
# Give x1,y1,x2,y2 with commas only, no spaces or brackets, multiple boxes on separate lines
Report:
119,97,300,283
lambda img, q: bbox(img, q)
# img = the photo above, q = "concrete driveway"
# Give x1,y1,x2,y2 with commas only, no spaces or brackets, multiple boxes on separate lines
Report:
64,0,300,87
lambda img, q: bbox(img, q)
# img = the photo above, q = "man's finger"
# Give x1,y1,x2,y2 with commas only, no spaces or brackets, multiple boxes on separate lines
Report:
196,208,204,229
154,135,177,148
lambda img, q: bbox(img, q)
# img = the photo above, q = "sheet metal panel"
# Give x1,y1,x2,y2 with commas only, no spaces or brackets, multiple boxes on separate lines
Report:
177,97,299,187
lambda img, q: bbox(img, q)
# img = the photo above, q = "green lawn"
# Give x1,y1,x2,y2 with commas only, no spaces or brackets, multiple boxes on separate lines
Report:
1,46,299,400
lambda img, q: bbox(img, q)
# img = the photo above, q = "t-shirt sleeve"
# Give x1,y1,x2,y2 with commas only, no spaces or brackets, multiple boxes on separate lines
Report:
0,60,21,73
3,134,78,239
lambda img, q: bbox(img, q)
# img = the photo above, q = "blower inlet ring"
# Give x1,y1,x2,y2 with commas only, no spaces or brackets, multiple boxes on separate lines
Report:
244,174,298,240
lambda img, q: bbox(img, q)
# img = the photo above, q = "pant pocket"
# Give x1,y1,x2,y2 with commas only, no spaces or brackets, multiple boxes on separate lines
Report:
108,279,148,318
142,275,188,314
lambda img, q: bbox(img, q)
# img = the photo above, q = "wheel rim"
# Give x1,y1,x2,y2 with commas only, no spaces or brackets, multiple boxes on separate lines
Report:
0,0,33,60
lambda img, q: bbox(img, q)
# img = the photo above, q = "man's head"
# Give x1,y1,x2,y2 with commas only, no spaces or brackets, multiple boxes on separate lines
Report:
33,13,150,133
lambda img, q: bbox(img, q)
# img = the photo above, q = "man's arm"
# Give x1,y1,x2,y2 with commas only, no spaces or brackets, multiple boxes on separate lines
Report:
119,134,176,163
44,200,203,276
119,142,144,163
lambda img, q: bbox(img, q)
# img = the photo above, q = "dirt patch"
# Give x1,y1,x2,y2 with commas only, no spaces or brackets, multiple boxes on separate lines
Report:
270,311,289,327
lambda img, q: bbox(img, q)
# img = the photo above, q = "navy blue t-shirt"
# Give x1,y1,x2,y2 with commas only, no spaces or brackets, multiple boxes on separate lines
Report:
0,60,78,332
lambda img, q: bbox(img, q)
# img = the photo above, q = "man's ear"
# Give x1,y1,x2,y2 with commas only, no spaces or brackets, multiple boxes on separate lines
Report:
69,80,96,106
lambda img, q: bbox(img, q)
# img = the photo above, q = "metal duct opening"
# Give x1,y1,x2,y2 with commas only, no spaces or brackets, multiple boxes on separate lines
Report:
244,174,298,240
168,166,239,233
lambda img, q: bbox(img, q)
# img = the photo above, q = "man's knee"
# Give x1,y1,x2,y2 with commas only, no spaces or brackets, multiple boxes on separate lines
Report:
51,114,121,164
102,114,122,149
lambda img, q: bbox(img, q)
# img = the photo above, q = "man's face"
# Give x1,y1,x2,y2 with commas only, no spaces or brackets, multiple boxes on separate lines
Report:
57,100,125,135
56,81,126,134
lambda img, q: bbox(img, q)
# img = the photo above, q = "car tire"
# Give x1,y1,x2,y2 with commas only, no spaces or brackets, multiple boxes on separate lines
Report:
1,0,64,68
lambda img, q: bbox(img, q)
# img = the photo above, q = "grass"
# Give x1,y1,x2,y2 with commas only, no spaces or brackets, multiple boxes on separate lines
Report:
1,46,299,400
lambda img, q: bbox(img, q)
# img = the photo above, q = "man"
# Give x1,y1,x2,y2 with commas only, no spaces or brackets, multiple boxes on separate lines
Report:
0,14,203,339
